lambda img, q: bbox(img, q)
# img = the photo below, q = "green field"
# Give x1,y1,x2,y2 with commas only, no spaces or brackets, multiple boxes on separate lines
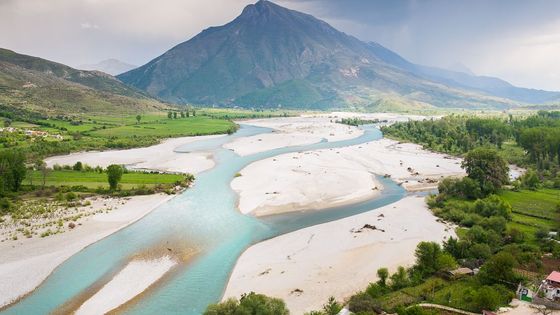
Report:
0,109,242,157
26,170,185,190
499,189,560,244
501,189,560,219
90,116,235,138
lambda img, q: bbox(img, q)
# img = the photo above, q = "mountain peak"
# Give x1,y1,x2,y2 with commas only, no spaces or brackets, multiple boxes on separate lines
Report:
240,0,286,18
118,0,560,108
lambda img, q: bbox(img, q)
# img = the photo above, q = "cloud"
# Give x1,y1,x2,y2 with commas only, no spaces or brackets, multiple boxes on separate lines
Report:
80,22,100,29
0,0,559,90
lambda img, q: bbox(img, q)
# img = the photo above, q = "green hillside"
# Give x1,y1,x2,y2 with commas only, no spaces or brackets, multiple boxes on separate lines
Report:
0,48,167,115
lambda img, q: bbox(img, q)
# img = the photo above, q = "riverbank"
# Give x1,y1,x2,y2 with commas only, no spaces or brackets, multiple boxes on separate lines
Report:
224,116,363,156
0,193,174,308
75,256,177,315
45,134,225,174
223,196,455,314
232,136,464,215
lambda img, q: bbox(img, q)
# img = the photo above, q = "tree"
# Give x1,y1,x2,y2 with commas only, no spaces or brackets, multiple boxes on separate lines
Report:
462,147,509,194
520,169,540,189
472,286,502,311
0,150,26,193
35,160,49,189
173,112,177,119
478,252,517,285
136,114,142,124
322,296,342,315
390,266,409,289
186,109,190,118
204,292,289,315
180,111,185,118
3,118,12,127
168,111,173,119
73,161,83,171
473,195,512,219
414,242,442,277
436,252,458,271
106,164,123,190
377,268,389,286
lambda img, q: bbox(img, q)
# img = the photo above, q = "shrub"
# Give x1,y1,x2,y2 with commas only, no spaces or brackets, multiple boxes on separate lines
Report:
348,292,381,314
73,161,83,171
65,192,77,201
204,292,288,315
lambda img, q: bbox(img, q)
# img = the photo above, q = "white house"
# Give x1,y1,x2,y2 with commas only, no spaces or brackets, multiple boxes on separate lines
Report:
540,271,560,300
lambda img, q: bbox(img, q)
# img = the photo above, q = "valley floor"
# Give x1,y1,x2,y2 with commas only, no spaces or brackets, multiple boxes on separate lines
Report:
1,113,464,313
223,196,455,314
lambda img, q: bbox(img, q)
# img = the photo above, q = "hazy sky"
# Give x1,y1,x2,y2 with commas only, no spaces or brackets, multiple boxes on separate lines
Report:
1,0,559,91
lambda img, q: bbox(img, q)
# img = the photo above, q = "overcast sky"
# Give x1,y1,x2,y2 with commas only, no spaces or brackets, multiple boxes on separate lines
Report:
1,0,559,91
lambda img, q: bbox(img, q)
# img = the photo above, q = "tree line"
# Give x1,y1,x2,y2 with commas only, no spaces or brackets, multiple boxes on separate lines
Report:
382,111,560,174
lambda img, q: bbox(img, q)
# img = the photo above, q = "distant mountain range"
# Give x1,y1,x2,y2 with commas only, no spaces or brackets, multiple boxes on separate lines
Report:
118,0,560,110
0,48,165,114
80,59,137,76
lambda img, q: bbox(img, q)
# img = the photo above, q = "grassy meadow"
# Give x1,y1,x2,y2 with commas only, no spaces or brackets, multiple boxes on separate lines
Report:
26,170,185,190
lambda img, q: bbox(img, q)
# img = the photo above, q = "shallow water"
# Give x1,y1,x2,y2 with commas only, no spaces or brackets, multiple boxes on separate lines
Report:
2,124,405,315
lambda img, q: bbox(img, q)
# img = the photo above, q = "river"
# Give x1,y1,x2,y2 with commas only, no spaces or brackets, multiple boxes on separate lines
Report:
2,124,405,315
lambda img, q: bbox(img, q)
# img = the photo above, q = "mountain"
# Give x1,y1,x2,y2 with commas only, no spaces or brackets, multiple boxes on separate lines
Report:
118,0,560,109
0,48,166,114
80,59,137,76
447,62,475,76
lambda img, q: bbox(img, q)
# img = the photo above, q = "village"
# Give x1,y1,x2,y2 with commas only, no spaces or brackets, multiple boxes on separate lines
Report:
0,126,63,141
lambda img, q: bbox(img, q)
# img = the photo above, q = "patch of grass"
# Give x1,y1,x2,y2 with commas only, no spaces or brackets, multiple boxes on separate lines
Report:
511,213,556,230
375,278,448,311
501,189,560,220
26,170,184,189
506,222,538,243
90,116,236,138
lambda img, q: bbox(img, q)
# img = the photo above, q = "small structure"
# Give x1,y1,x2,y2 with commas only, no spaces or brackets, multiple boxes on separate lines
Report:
446,267,474,279
516,284,534,302
540,271,560,300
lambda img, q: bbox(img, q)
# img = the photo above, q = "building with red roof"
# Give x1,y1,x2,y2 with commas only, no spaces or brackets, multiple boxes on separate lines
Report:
541,271,560,300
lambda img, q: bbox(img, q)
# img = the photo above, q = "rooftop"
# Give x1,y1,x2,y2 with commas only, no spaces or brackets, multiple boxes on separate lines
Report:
546,271,560,283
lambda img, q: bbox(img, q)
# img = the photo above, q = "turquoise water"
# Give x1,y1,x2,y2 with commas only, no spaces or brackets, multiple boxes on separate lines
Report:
2,124,405,315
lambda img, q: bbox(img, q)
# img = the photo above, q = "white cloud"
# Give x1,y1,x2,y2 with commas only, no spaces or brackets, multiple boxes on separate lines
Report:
0,0,559,91
468,19,560,91
80,22,100,29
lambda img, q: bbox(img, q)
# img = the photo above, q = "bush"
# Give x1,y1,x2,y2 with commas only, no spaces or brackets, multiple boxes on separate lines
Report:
106,164,123,191
472,286,504,311
348,292,381,314
72,161,83,171
0,197,14,214
204,292,288,315
477,252,517,286
65,192,77,201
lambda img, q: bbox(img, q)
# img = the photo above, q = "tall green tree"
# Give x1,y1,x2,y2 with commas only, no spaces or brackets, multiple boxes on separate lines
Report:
462,147,509,194
136,114,142,124
377,268,389,287
477,251,517,285
106,164,123,191
0,150,26,194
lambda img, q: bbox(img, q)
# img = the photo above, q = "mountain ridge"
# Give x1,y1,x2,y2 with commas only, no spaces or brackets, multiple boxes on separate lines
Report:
80,59,137,76
118,0,560,109
0,48,166,114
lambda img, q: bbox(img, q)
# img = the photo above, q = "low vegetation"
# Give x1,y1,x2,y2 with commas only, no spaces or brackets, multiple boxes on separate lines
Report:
212,112,560,315
204,292,289,315
335,117,387,126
